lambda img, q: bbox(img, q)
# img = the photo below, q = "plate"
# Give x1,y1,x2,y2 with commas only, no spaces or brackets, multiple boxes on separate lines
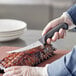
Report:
0,19,27,42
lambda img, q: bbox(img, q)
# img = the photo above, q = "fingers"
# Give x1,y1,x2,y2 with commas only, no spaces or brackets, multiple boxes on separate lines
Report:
3,72,22,76
47,38,52,44
3,71,21,76
3,66,47,76
46,28,66,44
59,28,66,38
3,66,31,76
4,66,21,72
3,66,22,76
52,32,59,41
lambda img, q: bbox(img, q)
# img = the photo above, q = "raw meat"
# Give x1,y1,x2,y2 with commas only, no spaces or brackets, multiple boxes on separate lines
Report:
0,44,56,73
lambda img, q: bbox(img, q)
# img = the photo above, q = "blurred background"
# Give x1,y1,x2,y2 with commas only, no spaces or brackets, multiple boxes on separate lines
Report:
0,0,75,30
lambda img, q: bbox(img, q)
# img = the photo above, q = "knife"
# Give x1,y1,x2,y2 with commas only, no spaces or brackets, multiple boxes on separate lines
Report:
7,23,68,53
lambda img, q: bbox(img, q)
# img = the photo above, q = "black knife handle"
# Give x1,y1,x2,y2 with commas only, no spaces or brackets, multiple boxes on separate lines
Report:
40,23,68,45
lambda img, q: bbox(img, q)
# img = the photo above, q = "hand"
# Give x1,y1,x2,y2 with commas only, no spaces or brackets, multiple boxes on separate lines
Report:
42,12,73,44
42,17,66,44
3,66,48,76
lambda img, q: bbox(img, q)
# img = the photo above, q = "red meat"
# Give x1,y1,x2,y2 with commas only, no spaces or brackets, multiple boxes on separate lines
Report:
0,44,56,70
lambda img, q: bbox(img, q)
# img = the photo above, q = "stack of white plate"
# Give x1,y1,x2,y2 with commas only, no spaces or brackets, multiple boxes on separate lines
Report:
0,19,27,42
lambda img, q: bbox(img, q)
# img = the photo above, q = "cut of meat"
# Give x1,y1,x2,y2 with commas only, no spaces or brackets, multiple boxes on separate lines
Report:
0,44,56,73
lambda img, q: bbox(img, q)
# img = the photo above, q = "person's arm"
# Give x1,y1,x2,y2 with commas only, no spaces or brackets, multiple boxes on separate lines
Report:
67,4,76,25
47,46,76,76
42,5,76,43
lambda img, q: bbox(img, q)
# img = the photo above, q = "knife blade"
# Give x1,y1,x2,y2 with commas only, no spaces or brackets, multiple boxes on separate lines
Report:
7,23,68,53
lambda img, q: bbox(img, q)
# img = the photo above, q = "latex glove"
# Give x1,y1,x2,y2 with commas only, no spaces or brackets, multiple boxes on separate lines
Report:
3,65,48,76
42,12,73,44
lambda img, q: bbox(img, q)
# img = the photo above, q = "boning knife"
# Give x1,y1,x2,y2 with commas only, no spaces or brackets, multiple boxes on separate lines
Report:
7,23,68,53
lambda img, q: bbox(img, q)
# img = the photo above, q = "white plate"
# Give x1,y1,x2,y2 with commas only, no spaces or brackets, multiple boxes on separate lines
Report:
0,19,27,41
0,19,27,32
0,28,26,36
0,33,23,42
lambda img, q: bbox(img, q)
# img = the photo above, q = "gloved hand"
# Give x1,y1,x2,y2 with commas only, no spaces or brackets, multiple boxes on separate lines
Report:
42,12,73,44
3,65,48,76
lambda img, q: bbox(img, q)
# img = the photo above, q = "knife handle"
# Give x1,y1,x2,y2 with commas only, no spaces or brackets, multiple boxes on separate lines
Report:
44,23,68,44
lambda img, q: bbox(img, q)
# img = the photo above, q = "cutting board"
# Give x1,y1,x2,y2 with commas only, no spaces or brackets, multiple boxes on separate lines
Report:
0,46,70,76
